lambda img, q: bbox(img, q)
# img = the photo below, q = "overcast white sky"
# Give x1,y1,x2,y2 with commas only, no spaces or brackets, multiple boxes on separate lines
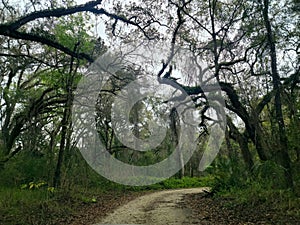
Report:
75,0,108,40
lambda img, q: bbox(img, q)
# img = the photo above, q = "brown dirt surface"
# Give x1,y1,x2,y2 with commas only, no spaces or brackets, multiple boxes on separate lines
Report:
93,188,207,225
55,191,145,225
56,188,299,225
183,192,300,225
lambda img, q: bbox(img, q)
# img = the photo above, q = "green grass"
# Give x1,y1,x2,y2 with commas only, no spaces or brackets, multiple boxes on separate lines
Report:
0,176,211,225
150,176,214,189
217,183,300,219
0,187,71,225
93,175,213,191
206,158,300,221
0,185,112,225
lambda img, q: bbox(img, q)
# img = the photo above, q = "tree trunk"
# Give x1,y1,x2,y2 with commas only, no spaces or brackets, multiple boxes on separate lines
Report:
53,86,73,188
262,0,294,189
53,46,79,187
170,107,184,178
227,117,254,171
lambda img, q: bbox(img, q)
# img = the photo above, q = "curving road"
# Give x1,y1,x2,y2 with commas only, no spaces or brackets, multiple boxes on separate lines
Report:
94,187,208,225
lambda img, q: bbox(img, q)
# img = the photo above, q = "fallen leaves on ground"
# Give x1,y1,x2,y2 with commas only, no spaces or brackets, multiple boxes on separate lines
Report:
56,191,145,225
182,192,300,225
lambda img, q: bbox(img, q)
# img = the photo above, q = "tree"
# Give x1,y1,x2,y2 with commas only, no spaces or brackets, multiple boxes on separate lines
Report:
0,0,298,190
0,0,154,62
103,0,299,185
261,0,294,189
0,1,107,187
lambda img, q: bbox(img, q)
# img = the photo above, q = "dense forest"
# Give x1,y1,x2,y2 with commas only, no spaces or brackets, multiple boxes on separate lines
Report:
0,0,299,224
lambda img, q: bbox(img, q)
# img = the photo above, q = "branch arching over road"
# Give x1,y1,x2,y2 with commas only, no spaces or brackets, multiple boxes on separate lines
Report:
0,0,152,62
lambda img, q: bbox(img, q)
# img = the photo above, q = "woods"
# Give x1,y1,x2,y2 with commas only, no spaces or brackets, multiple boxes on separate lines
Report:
0,0,299,224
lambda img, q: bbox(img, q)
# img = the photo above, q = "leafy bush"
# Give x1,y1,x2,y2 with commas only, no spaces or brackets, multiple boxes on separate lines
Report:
159,177,212,189
252,160,287,189
208,157,249,193
0,152,50,187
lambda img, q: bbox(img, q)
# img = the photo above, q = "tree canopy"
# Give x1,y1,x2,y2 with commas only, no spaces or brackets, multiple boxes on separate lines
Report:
0,0,299,195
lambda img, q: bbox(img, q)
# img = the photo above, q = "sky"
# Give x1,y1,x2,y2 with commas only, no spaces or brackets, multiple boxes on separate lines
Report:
75,0,108,40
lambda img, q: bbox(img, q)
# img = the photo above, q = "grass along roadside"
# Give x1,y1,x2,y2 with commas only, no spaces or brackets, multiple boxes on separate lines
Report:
1,175,298,224
0,176,210,225
0,186,143,225
183,183,300,224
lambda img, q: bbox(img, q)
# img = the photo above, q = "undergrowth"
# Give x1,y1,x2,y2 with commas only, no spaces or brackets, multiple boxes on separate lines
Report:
208,157,300,219
0,176,210,225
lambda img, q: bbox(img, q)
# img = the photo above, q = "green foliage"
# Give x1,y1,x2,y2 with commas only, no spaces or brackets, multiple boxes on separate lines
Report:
88,175,211,192
0,152,50,187
0,187,64,225
20,181,47,190
157,177,213,189
208,156,249,193
219,183,300,219
208,156,294,194
134,177,212,191
287,118,300,161
0,0,298,223
80,196,97,204
19,181,56,194
206,156,300,219
252,160,287,189
54,13,94,54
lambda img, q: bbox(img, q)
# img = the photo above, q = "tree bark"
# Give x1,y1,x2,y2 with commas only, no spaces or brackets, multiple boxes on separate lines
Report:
53,44,79,187
53,86,73,188
261,0,294,189
227,117,254,171
170,107,184,179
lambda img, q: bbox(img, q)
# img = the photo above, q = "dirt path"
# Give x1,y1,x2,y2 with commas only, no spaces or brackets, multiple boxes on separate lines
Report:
94,188,208,225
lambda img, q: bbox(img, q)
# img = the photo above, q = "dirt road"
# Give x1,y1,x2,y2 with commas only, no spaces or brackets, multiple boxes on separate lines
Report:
93,187,208,225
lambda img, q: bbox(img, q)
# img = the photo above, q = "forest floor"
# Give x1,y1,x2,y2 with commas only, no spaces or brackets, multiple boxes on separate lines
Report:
60,188,300,225
183,191,300,225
